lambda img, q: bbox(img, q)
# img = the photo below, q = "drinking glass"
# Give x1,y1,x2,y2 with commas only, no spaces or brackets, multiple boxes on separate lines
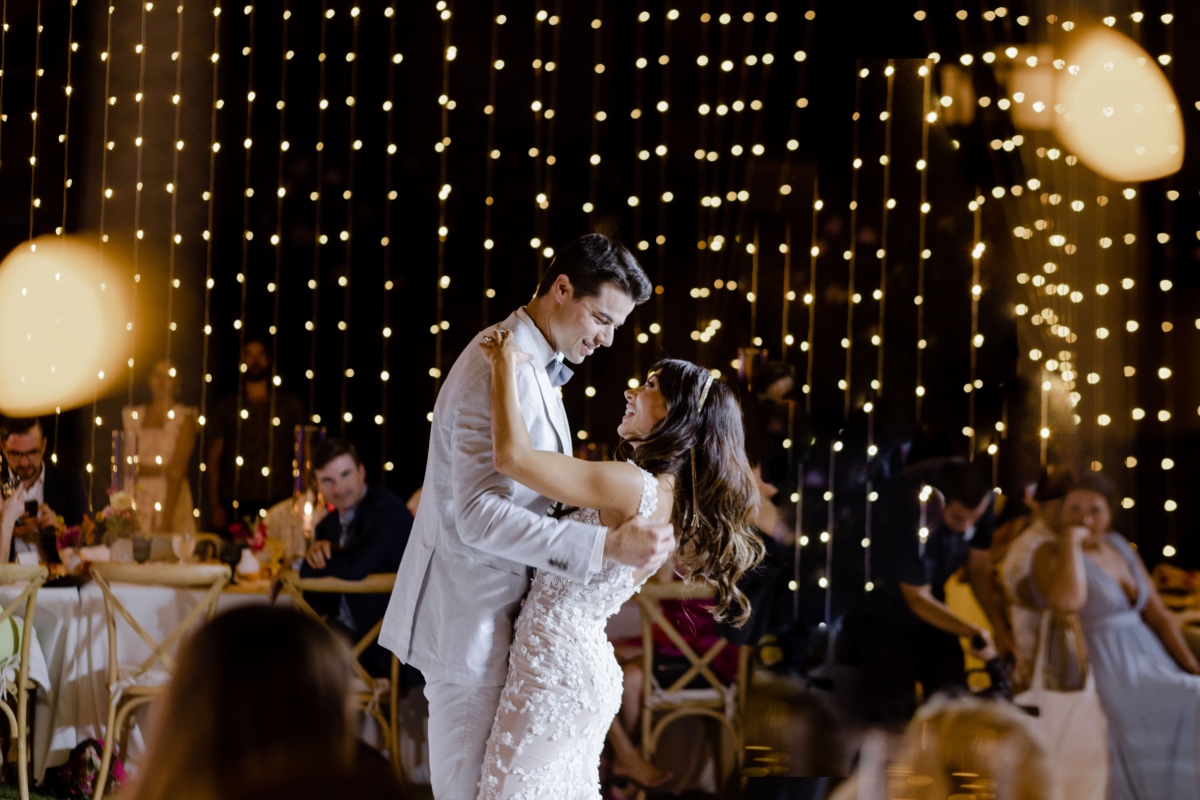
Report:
132,535,152,564
172,533,195,564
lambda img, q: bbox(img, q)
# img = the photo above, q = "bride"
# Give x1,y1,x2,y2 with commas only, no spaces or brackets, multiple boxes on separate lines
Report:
476,328,764,799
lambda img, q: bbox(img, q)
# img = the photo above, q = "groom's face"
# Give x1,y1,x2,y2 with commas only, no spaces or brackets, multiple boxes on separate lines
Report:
546,277,635,364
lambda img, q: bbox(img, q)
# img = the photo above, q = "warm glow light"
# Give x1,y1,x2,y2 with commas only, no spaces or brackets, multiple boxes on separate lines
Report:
0,237,130,415
1053,27,1184,181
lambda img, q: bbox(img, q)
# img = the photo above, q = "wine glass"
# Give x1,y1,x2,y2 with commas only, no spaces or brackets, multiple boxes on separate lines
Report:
172,533,195,564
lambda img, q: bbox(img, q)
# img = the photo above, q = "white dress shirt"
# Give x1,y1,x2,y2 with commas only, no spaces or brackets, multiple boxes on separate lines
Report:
1,467,46,563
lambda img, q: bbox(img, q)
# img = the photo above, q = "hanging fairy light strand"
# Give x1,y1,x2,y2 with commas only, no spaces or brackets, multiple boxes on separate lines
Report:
432,1,454,396
163,0,185,375
55,0,77,466
653,7,676,355
863,61,895,593
794,179,819,619
630,0,646,383
27,0,42,244
968,196,983,458
530,4,546,281
540,0,561,276
268,2,290,490
23,0,54,460
915,57,932,420
693,6,719,361
231,2,256,516
339,6,361,434
195,2,222,519
480,0,500,328
584,2,602,227
842,63,864,420
307,2,331,425
127,0,150,408
1158,6,1178,552
379,2,399,474
0,4,7,182
88,4,116,492
57,3,75,244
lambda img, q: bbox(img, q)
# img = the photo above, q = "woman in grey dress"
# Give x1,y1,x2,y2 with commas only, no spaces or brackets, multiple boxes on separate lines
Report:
1031,472,1200,799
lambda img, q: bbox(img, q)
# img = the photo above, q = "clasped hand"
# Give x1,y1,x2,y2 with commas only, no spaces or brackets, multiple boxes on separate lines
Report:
16,504,57,535
479,328,532,366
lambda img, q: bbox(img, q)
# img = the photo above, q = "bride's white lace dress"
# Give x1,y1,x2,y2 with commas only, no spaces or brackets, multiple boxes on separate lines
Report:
478,466,659,799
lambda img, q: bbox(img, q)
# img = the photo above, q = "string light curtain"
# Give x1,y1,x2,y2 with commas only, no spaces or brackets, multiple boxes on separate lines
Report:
0,0,1196,610
195,1,222,520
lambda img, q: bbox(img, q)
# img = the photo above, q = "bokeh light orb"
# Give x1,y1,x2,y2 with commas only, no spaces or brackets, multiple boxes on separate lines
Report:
0,236,130,416
1053,28,1183,182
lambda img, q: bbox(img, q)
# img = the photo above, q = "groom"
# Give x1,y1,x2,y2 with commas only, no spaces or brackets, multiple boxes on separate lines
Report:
381,234,676,798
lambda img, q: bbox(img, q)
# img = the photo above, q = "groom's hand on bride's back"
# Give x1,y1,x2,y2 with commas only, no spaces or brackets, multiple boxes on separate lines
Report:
603,517,675,571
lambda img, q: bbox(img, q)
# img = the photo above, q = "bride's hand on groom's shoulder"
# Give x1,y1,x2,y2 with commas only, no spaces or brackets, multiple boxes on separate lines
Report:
479,328,532,367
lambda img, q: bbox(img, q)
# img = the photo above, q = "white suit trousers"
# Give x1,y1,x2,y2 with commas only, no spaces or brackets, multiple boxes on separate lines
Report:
424,678,504,800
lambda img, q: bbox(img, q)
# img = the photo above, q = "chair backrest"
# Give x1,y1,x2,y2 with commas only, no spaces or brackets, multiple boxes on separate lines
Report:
90,563,231,685
0,565,48,675
636,579,752,719
191,533,224,561
277,570,396,689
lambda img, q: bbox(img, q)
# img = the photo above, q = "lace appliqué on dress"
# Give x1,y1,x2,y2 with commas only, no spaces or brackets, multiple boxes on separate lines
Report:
478,466,659,799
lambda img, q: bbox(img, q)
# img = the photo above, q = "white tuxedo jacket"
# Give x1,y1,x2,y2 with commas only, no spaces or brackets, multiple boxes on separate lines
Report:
380,309,606,686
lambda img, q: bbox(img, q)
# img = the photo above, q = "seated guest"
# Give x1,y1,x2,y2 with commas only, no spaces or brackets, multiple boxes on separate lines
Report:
836,457,1011,726
1030,472,1200,799
301,438,419,684
0,417,88,562
127,606,404,800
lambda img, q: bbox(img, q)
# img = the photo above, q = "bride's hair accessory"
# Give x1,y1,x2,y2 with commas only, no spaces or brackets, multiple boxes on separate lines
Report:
687,371,716,531
698,373,714,411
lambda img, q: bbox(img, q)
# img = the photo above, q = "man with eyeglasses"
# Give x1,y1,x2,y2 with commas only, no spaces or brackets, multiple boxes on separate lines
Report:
0,418,88,563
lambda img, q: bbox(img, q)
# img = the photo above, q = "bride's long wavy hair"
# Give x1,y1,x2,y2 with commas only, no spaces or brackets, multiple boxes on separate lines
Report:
614,359,764,626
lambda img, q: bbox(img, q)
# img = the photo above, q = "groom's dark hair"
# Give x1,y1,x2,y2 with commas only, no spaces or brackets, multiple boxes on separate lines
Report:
534,234,651,303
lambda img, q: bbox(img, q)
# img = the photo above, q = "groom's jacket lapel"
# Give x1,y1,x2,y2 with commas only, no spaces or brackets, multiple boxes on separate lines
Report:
512,316,572,456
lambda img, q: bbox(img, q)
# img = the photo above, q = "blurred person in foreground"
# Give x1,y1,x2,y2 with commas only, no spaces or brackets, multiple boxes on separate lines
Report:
1030,471,1200,799
830,694,1052,800
127,605,403,800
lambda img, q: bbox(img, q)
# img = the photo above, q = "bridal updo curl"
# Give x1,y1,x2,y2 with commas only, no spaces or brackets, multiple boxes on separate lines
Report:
614,359,764,626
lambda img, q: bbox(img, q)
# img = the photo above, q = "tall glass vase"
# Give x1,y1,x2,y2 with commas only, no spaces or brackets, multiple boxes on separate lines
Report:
289,425,325,563
111,431,139,497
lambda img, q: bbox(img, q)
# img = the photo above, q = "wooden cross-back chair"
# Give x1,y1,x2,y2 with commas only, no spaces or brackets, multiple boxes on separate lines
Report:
636,580,752,799
90,562,231,799
277,571,403,781
0,565,47,800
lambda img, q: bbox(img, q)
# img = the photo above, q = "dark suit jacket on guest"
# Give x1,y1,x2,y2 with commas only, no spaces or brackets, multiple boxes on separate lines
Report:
18,465,89,528
299,485,419,684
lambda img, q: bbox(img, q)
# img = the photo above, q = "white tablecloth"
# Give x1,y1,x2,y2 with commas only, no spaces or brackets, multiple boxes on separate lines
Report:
0,581,275,781
0,576,430,786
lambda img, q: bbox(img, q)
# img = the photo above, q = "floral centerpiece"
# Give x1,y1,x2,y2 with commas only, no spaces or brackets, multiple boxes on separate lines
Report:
228,517,268,552
57,513,99,551
226,517,270,580
97,489,140,544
